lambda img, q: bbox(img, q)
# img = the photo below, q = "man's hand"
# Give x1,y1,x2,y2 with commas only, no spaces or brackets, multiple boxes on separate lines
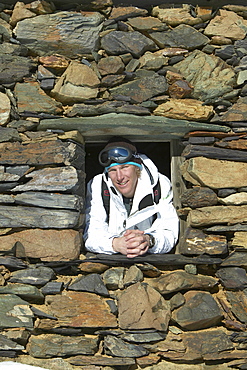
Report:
112,229,150,258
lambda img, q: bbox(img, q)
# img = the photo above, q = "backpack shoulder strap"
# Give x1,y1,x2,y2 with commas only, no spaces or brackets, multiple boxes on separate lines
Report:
101,177,110,223
153,178,161,204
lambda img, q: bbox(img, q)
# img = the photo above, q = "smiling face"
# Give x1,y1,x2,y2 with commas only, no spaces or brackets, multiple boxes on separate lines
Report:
108,164,139,198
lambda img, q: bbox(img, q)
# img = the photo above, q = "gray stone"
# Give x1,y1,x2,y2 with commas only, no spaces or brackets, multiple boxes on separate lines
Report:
12,166,85,195
41,282,64,295
101,30,157,58
37,113,230,142
123,265,143,287
0,55,36,85
68,273,109,297
0,283,44,303
14,82,63,115
0,42,28,57
0,333,24,352
104,335,148,358
110,73,168,103
149,24,209,50
0,294,33,329
14,192,83,210
27,333,98,358
102,267,125,290
97,55,125,76
120,330,166,343
216,267,247,290
176,50,236,101
226,290,247,324
0,205,81,229
172,291,223,330
9,266,56,286
14,11,104,58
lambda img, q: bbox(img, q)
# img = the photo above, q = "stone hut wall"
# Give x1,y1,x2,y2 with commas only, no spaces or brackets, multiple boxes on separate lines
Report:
0,0,247,369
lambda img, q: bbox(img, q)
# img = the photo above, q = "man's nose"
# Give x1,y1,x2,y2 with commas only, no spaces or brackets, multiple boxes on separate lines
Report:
116,168,124,180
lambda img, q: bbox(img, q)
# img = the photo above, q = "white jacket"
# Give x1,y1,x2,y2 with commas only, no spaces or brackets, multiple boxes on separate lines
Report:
83,154,179,254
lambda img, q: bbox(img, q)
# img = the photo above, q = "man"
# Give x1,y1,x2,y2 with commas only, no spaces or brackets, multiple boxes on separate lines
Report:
83,137,179,258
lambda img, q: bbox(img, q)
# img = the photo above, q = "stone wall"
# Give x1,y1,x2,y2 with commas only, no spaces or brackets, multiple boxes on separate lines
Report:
0,1,247,369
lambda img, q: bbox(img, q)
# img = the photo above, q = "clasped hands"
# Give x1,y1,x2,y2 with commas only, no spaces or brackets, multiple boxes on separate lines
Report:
112,229,150,258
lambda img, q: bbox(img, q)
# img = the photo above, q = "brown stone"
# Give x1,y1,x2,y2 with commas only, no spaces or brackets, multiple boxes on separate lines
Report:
179,227,228,256
168,80,193,99
204,9,247,41
148,270,218,294
153,99,214,121
181,157,247,189
188,205,247,227
0,229,81,261
0,92,11,126
39,54,70,72
118,282,170,331
231,232,247,248
45,291,118,328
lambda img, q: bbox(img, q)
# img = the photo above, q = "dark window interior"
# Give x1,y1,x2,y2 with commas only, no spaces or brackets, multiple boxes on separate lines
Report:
85,142,171,183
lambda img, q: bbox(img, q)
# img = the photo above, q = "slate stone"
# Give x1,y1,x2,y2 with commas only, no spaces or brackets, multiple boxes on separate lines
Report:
102,266,125,290
109,6,148,22
0,294,33,329
110,73,168,103
120,330,166,343
14,192,83,210
0,334,24,352
9,266,56,286
176,50,236,101
0,283,44,303
0,55,36,85
0,256,27,270
27,333,98,358
180,187,218,208
179,228,228,256
216,267,247,290
101,30,157,58
38,113,230,142
68,273,109,297
226,290,247,324
14,82,63,115
68,354,135,367
221,251,247,268
149,270,218,295
172,291,223,330
14,11,104,58
118,282,171,331
104,335,148,358
45,291,118,328
41,282,63,295
0,139,85,169
182,328,234,361
0,205,81,229
0,229,81,262
149,24,209,51
123,265,143,287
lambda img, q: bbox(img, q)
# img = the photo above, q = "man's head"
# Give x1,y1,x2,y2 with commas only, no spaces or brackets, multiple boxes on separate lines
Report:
98,136,142,170
99,136,142,198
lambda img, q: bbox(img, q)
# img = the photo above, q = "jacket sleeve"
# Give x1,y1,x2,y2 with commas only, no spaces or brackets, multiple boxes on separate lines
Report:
146,174,179,254
83,176,118,254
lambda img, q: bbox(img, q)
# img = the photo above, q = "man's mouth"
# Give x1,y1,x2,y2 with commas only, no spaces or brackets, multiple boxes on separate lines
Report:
117,180,128,186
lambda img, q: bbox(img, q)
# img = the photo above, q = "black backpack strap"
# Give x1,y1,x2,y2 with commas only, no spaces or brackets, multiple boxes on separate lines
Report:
101,177,110,223
153,178,161,204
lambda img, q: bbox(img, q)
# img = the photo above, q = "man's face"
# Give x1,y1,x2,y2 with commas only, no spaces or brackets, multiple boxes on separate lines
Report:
108,164,139,198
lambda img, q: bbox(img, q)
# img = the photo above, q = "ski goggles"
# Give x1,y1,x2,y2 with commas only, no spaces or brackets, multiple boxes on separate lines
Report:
99,146,137,167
